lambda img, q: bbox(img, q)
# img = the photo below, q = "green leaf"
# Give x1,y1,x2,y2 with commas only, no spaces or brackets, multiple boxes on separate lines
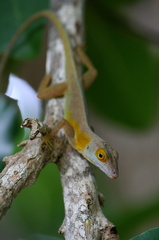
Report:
113,196,159,239
19,233,63,240
0,0,49,60
86,4,158,129
130,227,159,240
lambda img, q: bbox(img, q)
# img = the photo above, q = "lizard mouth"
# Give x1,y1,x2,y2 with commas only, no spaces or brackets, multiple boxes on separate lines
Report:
112,170,119,179
112,176,117,180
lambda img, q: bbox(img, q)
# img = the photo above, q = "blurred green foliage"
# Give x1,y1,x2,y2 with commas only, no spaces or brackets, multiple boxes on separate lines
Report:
0,96,23,171
0,0,159,240
130,227,159,240
20,234,63,240
0,0,48,60
85,1,158,129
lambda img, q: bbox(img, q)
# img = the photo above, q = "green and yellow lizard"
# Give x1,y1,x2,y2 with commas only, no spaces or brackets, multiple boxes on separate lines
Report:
0,10,118,179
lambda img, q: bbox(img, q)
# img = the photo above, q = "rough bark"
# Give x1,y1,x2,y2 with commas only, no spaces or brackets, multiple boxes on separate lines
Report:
0,0,119,239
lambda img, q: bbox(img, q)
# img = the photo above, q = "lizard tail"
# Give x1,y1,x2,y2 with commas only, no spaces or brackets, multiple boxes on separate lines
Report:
0,10,71,81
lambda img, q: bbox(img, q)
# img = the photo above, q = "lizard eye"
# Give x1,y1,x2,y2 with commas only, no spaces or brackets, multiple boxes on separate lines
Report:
95,148,107,162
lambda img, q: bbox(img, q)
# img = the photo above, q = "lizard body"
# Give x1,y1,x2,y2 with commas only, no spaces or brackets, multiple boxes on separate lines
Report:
0,10,119,179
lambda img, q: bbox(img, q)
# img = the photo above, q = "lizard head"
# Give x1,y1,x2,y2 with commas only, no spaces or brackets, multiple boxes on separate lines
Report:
83,139,119,179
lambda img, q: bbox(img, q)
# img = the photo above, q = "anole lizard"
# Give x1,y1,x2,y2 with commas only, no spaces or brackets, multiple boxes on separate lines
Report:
0,10,119,179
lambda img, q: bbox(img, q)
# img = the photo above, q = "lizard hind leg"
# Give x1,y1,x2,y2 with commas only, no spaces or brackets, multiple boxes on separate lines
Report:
37,74,67,99
76,47,97,90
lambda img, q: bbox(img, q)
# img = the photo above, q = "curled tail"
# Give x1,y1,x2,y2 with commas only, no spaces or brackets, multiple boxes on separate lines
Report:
0,10,72,80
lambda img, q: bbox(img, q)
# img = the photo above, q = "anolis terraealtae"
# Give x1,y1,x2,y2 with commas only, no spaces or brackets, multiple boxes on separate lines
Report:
0,10,119,179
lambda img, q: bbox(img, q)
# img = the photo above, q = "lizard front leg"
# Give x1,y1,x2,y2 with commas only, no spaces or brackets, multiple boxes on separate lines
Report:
41,118,76,149
37,74,67,99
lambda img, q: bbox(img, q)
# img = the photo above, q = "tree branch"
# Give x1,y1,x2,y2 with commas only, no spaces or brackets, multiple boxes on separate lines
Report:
0,118,64,218
0,0,119,239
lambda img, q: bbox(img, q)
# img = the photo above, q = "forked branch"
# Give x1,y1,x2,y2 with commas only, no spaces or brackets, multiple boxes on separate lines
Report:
0,0,119,239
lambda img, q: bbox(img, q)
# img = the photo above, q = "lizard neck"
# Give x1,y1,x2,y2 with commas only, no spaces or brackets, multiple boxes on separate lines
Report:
66,113,91,151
